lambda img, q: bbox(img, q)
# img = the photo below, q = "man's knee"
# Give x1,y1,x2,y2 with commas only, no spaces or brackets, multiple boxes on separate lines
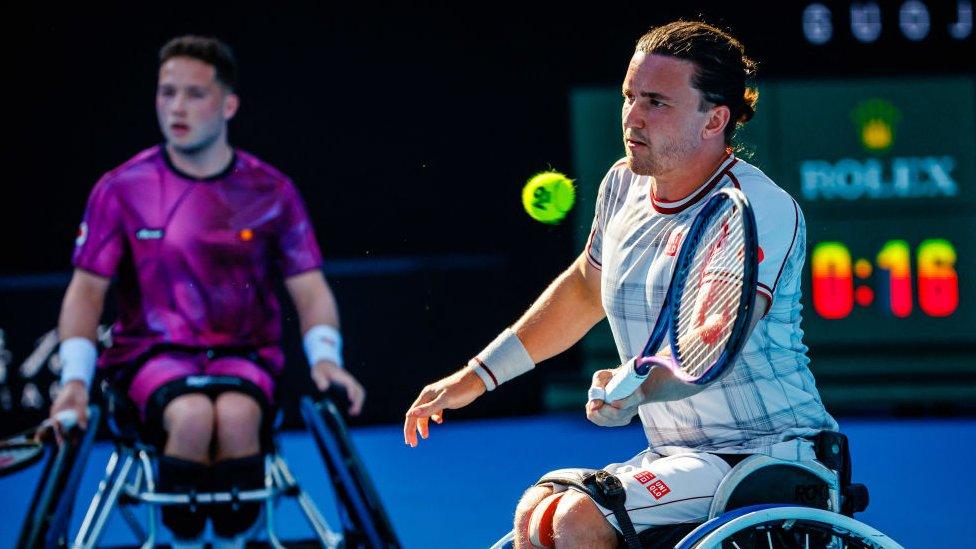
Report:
214,392,261,431
515,485,554,546
518,486,565,549
163,394,214,453
214,392,262,456
552,491,617,547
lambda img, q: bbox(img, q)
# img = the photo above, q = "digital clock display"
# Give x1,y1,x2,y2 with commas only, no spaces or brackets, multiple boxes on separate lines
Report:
798,214,975,346
811,239,958,320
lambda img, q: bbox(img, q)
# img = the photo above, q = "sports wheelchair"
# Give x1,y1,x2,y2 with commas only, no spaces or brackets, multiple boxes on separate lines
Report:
492,431,902,549
59,374,399,548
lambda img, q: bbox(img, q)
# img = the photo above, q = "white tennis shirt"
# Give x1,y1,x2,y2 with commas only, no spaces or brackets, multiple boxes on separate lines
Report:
586,152,838,460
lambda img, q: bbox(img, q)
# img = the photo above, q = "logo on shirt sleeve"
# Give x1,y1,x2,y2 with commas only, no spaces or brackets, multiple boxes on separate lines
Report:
75,222,88,247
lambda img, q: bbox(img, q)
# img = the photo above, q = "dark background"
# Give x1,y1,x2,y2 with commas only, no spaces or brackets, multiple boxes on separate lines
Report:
0,2,973,428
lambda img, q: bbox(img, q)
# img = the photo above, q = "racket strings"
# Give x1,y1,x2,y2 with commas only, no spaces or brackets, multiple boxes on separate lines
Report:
675,205,748,376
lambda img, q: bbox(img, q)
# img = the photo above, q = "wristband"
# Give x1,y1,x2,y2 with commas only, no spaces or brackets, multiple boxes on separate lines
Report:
59,337,97,389
303,324,343,368
466,328,534,391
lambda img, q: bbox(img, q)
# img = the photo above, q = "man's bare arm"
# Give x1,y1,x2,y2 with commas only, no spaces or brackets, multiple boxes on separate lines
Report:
511,252,606,362
58,269,110,341
284,269,365,415
404,252,605,446
49,269,111,427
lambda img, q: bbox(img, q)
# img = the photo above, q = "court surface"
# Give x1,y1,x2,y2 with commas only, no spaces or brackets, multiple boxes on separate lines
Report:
2,413,974,547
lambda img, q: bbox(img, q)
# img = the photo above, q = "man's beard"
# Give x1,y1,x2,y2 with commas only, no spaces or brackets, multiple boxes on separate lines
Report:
626,133,699,176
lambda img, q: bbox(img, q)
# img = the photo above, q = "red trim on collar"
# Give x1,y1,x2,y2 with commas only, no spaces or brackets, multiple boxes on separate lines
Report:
650,152,737,215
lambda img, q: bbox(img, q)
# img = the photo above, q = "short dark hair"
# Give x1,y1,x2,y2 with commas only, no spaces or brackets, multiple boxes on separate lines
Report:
637,21,758,144
159,35,238,90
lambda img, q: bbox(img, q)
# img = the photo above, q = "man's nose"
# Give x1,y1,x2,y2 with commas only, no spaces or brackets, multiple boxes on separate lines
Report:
170,91,188,114
623,102,643,129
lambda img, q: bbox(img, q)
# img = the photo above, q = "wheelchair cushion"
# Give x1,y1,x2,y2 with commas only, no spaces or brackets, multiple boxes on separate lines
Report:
723,463,831,511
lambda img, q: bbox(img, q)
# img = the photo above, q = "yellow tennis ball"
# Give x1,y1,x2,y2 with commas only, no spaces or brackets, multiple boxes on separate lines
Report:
522,171,575,224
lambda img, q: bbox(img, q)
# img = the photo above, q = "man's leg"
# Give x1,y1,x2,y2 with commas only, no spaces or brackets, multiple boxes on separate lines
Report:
515,485,617,549
163,394,215,461
551,491,618,549
213,391,262,460
210,391,265,544
158,394,215,544
514,485,553,549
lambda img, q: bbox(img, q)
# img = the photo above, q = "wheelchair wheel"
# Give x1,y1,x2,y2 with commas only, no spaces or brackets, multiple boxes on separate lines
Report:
675,504,903,549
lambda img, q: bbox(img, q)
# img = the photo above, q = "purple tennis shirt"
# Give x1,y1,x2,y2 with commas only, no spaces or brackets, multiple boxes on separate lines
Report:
73,145,323,370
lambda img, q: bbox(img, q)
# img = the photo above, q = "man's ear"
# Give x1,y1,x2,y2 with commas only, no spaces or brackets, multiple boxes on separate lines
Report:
223,92,240,120
703,104,730,140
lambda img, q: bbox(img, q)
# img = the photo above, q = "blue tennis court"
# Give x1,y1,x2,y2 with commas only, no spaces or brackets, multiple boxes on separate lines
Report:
2,413,974,547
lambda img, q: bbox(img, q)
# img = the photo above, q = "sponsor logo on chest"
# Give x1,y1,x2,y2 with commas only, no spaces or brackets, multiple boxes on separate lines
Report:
665,230,684,256
135,228,165,240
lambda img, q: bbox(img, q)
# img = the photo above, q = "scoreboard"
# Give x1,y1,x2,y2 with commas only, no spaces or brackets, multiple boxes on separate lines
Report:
746,77,976,347
569,76,976,390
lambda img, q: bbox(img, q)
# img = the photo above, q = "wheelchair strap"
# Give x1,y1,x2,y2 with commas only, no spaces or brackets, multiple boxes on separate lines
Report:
108,343,276,393
536,468,641,549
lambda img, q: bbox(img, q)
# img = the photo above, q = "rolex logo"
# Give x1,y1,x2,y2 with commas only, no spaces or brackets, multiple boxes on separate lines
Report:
851,99,901,153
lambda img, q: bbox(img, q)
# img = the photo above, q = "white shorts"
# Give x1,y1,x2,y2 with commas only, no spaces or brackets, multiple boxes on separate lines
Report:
549,450,734,533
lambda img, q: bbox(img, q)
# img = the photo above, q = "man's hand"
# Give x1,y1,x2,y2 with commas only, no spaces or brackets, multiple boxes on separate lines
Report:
49,380,90,435
403,368,487,447
585,368,644,427
311,360,366,416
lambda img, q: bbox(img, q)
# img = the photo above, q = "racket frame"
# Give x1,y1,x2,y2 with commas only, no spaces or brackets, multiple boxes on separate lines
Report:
667,188,759,386
602,188,759,401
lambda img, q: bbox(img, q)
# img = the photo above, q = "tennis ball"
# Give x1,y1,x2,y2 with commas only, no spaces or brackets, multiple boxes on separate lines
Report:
522,171,575,224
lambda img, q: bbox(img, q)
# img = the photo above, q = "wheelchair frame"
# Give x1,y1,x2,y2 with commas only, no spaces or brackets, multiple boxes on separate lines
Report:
48,384,400,548
490,432,898,549
72,441,341,548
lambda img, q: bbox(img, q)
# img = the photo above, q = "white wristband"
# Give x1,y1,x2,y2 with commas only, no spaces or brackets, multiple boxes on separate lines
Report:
303,324,343,368
59,337,97,390
466,328,534,391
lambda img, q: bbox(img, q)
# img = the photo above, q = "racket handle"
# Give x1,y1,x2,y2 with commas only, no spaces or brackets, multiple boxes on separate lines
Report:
604,358,651,401
52,409,79,430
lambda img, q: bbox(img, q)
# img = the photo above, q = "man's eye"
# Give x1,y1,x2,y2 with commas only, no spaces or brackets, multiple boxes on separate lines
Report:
159,88,175,97
649,99,665,107
188,89,207,99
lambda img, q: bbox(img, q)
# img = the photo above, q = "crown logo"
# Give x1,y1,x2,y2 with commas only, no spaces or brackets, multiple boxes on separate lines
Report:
851,99,901,153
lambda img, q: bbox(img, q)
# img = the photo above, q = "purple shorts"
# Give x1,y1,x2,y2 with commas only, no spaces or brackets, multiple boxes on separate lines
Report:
127,350,276,421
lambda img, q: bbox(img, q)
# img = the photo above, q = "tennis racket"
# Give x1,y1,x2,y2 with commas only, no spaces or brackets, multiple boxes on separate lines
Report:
0,409,78,476
598,188,759,402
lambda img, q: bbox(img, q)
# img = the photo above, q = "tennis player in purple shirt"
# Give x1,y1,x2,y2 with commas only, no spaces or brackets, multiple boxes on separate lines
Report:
48,36,364,548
